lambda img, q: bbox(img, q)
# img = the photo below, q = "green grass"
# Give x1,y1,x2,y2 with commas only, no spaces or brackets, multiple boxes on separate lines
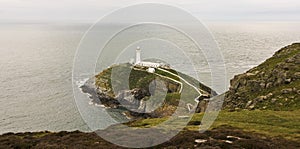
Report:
155,68,180,81
255,80,300,110
204,110,300,141
95,63,211,102
250,43,300,73
236,78,300,110
32,132,51,138
161,67,217,95
126,110,300,141
225,44,300,110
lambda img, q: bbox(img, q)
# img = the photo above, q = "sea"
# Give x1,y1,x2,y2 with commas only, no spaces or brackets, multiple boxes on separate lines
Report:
0,21,300,134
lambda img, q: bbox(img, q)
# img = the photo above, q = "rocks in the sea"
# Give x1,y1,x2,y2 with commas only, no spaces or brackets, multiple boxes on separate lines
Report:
224,43,300,111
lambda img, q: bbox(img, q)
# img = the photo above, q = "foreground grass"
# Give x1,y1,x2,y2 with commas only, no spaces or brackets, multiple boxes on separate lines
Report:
1,110,299,148
127,110,300,141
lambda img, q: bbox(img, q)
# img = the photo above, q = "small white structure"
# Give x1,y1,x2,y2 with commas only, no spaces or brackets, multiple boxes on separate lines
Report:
137,61,162,68
134,47,162,68
147,67,155,73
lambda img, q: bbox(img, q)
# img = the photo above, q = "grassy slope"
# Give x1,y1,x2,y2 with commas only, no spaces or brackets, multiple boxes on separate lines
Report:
225,43,300,110
247,44,300,110
95,63,212,107
126,110,300,142
94,63,206,117
95,63,214,94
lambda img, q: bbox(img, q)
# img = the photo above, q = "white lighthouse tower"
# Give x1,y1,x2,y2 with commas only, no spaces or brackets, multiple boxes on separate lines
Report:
133,47,164,69
135,46,141,64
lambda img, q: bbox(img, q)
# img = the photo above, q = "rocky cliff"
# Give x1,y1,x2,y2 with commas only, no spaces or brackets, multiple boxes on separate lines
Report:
224,43,300,111
81,63,217,118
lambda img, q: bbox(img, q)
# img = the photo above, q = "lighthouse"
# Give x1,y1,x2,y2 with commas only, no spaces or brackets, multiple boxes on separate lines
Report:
135,46,141,64
134,47,165,68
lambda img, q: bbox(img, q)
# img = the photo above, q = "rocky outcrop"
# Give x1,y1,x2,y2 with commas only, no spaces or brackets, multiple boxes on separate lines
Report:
81,63,216,119
224,43,300,111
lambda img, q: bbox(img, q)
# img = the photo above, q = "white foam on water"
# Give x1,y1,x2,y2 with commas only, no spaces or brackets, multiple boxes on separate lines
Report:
75,78,89,88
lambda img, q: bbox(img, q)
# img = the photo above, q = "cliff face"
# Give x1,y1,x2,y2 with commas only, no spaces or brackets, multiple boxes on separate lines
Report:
224,43,300,111
81,63,217,118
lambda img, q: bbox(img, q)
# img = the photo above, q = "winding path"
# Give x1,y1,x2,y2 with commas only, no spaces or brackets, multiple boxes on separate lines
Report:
157,68,204,96
134,67,205,106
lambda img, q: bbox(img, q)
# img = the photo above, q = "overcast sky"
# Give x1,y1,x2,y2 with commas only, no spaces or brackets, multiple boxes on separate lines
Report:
1,0,300,23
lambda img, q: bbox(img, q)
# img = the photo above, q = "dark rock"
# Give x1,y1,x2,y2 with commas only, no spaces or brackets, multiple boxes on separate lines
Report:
195,100,208,113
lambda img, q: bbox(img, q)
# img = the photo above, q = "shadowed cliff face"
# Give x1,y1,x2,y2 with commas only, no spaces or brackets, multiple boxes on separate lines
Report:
224,43,300,111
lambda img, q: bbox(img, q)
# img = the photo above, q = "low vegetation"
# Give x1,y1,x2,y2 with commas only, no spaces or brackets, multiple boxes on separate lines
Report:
126,109,300,142
1,110,299,148
224,43,300,111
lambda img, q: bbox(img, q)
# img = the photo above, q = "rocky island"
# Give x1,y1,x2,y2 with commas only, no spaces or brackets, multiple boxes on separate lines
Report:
81,62,217,119
81,47,217,119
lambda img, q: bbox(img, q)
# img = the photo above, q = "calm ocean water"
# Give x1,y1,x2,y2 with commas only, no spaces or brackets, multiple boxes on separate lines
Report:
0,22,300,134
